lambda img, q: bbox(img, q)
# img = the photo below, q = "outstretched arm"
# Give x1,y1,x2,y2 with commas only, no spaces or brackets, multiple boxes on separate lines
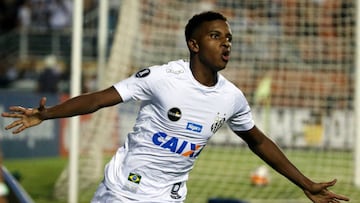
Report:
2,86,122,134
235,126,349,203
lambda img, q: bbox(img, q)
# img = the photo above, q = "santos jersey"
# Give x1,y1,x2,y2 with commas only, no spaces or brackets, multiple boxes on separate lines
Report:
102,59,254,202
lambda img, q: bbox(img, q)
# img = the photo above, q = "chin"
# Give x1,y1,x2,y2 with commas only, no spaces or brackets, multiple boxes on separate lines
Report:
216,66,226,72
210,61,227,72
218,62,228,70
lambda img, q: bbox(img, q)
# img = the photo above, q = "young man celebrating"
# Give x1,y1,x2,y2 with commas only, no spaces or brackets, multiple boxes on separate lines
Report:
2,11,350,203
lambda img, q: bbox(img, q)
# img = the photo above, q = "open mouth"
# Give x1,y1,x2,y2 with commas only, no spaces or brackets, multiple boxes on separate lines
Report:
222,50,230,62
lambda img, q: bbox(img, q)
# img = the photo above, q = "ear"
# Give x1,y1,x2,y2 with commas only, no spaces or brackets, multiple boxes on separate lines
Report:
187,39,199,53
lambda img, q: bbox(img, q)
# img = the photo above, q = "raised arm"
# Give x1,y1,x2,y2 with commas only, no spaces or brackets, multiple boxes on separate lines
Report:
235,126,349,203
2,86,122,134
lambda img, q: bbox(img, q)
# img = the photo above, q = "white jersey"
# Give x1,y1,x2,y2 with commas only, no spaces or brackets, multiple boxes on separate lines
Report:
100,59,254,202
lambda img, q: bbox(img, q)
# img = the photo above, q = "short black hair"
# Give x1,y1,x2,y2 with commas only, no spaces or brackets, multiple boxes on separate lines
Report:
185,11,227,42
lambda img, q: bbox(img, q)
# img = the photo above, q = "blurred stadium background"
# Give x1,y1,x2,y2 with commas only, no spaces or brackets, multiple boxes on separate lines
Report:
0,0,359,203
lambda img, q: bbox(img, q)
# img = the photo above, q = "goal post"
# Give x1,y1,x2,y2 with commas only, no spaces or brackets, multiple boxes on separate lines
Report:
53,0,140,201
355,0,360,188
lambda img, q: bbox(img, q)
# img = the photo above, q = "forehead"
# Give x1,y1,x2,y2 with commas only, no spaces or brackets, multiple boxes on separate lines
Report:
199,20,232,34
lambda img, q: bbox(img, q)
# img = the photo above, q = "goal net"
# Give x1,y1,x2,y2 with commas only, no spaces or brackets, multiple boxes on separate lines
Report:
66,0,359,202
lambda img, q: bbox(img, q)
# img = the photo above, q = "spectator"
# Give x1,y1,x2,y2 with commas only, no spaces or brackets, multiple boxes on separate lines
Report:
37,55,61,93
17,0,32,31
47,0,73,31
0,58,18,88
31,0,49,31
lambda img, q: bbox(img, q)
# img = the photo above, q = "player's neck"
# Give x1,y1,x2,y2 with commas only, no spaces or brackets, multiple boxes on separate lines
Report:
190,61,218,87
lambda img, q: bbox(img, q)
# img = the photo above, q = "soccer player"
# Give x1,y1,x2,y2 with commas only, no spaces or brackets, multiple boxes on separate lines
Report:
1,11,349,203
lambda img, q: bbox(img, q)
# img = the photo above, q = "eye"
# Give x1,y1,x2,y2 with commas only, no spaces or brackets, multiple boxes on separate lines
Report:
210,33,220,39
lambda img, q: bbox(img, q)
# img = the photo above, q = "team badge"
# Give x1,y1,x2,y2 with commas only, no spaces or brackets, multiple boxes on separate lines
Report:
168,107,182,121
211,113,226,133
135,68,150,78
128,172,142,184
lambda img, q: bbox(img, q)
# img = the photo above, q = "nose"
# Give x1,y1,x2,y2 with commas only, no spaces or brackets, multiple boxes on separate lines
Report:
223,40,231,48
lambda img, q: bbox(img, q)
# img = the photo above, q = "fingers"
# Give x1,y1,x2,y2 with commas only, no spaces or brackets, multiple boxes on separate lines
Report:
305,180,350,203
2,102,43,134
1,106,29,119
1,112,25,118
5,120,21,130
324,179,337,187
4,117,40,134
38,97,47,111
2,106,32,134
12,125,27,134
323,180,350,202
5,106,27,114
2,106,37,118
4,120,26,134
329,196,349,202
317,179,337,192
326,179,350,202
328,192,350,202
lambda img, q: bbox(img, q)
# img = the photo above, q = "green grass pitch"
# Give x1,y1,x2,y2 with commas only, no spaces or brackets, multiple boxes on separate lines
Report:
2,145,359,203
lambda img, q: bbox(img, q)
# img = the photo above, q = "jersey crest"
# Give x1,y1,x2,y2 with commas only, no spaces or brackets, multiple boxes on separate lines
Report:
211,112,226,133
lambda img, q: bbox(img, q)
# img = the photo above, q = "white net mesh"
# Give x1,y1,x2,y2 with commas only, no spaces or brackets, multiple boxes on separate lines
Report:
74,0,359,202
54,0,140,200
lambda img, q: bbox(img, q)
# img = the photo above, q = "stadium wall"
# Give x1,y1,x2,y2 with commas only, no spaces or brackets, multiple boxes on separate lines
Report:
0,90,60,158
0,90,354,159
0,90,120,159
210,107,354,150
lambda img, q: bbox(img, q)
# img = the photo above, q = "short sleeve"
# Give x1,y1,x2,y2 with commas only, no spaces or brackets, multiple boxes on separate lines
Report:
227,93,255,132
113,68,154,102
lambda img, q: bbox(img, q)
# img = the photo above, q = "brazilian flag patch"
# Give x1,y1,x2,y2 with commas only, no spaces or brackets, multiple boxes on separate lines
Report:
128,172,142,184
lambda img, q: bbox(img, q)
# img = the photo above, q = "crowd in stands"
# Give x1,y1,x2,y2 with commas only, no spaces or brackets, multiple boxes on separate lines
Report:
0,55,66,93
0,0,98,34
0,0,355,107
0,0,99,94
0,54,98,94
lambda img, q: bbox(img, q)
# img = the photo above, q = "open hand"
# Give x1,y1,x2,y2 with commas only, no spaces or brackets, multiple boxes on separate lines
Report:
1,97,47,134
304,179,350,203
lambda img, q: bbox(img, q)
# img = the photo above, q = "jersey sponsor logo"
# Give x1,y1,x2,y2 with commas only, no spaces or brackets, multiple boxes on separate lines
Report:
186,122,203,133
166,67,184,74
152,132,203,158
135,68,151,78
128,172,142,184
211,113,226,133
168,107,182,121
